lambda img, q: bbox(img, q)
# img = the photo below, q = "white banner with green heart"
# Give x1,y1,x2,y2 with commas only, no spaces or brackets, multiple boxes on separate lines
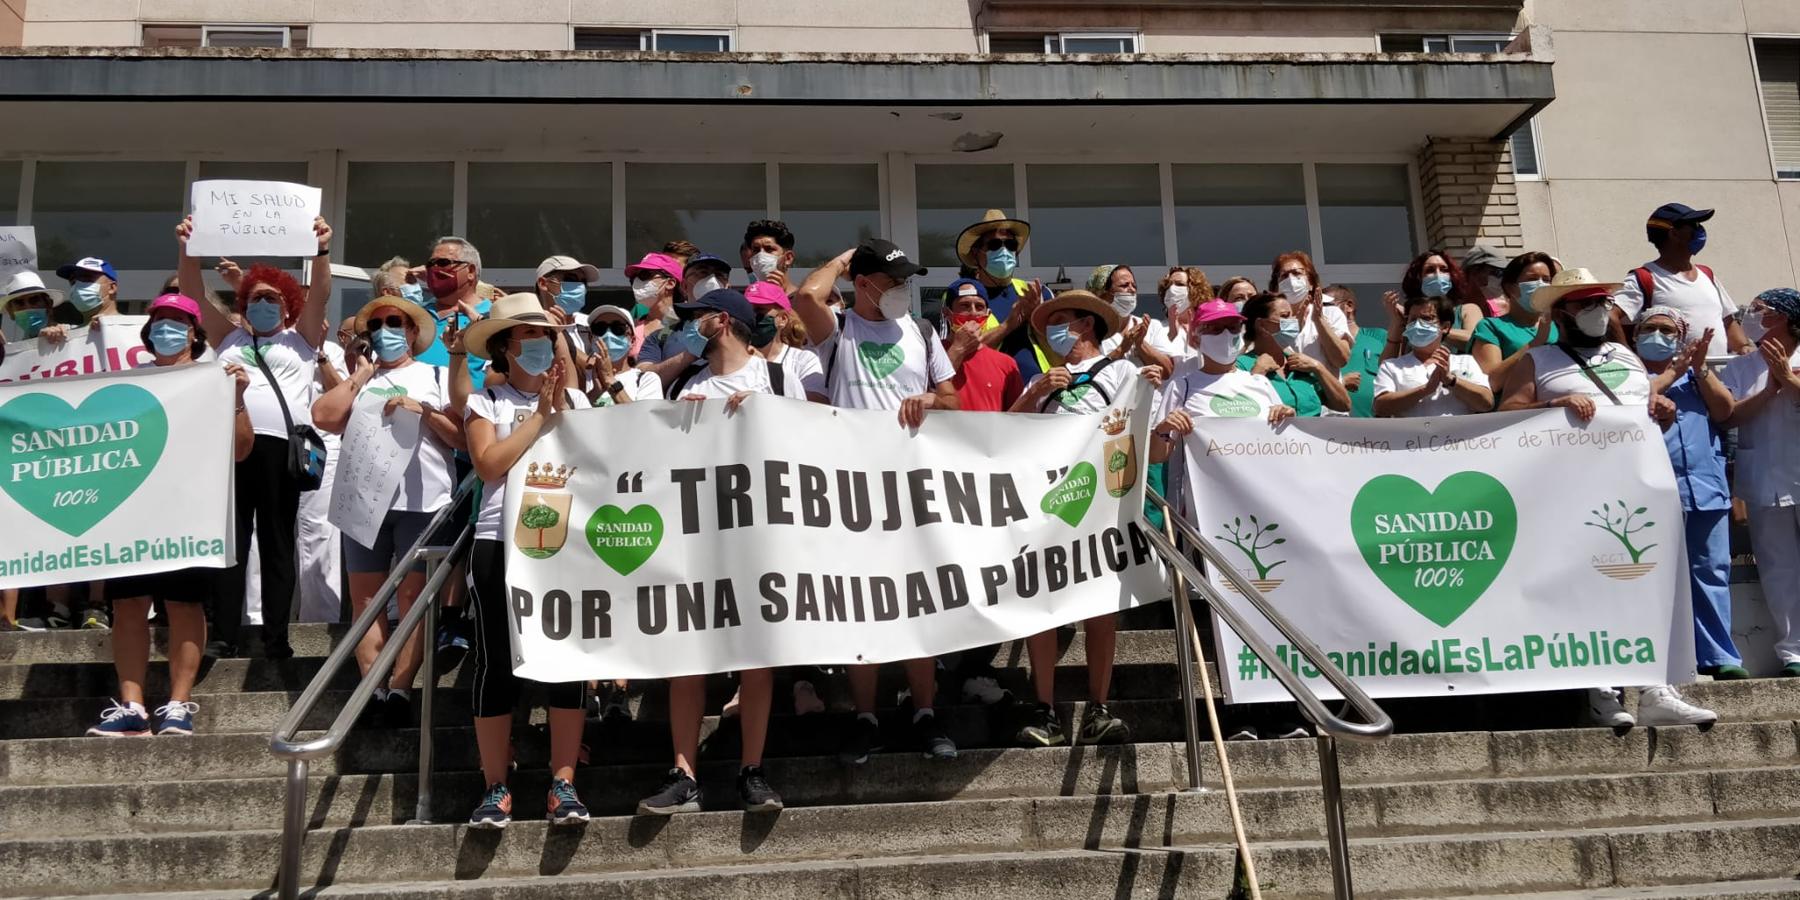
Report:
1183,407,1697,704
0,362,236,589
502,377,1165,681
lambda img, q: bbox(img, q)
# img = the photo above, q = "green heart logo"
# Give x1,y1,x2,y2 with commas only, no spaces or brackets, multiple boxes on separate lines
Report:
857,342,904,379
1349,472,1517,627
1057,384,1095,409
585,504,664,576
0,384,168,537
238,345,268,365
364,386,408,398
1209,393,1261,418
1040,461,1098,527
1592,361,1630,389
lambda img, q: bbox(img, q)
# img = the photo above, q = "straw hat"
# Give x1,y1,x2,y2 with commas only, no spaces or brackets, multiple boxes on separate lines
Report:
463,292,556,360
955,209,1031,269
1527,267,1623,313
352,295,439,356
1031,289,1121,343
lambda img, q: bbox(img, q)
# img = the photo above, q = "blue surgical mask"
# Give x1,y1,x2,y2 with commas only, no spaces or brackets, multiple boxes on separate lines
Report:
245,299,283,333
148,320,190,356
601,331,632,362
514,336,554,376
12,308,48,338
398,283,428,306
1274,318,1301,349
1046,322,1077,356
1517,280,1547,310
1421,273,1453,299
985,248,1017,280
69,281,104,312
1636,331,1679,362
371,326,410,363
554,281,587,316
1403,319,1443,350
678,317,712,358
1689,225,1707,256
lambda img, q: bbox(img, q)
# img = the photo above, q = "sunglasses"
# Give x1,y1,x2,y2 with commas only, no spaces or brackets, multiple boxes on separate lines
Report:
982,238,1020,253
594,320,632,337
426,257,470,270
367,314,408,331
248,291,283,304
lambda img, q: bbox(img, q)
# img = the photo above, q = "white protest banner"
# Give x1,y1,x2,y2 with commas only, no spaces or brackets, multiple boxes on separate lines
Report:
328,392,421,549
0,363,236,589
1183,408,1696,704
1,326,107,384
92,314,159,371
0,227,35,280
185,179,322,258
503,381,1162,681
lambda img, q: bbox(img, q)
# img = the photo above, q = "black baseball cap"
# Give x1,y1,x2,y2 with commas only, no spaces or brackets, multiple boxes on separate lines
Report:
1648,203,1714,229
849,238,928,282
676,288,754,330
684,253,732,279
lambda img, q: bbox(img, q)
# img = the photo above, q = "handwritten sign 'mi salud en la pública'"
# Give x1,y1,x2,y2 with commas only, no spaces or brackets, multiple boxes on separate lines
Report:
0,227,36,280
185,180,322,258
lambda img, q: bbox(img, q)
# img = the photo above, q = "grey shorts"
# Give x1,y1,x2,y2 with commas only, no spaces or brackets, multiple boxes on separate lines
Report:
342,509,436,575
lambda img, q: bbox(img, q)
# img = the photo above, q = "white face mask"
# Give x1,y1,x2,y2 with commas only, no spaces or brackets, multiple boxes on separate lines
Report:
631,277,662,305
1199,329,1242,365
1281,274,1310,304
1742,313,1768,344
692,275,727,298
1110,292,1138,317
878,284,912,320
1164,285,1190,317
1573,304,1612,338
751,251,780,280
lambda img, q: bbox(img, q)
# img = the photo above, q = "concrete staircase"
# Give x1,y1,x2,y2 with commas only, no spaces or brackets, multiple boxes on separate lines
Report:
3,608,1799,899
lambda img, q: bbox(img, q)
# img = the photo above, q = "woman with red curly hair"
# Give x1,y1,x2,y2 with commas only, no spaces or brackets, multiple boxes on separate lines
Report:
1266,250,1351,372
175,214,334,660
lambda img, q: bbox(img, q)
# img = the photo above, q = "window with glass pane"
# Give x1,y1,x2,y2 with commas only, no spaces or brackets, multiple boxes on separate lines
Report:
1756,40,1800,179
1508,122,1541,176
988,34,1047,54
1316,164,1416,265
198,161,310,184
779,164,880,267
575,28,641,50
468,163,611,270
1026,164,1163,270
1172,164,1306,267
1337,284,1403,329
0,162,20,226
653,32,729,52
915,165,1014,269
204,27,287,48
345,162,453,267
1058,35,1135,53
33,161,185,271
625,164,765,261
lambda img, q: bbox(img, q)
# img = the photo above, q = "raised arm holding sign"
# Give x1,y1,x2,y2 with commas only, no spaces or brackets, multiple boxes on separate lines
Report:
184,180,323,259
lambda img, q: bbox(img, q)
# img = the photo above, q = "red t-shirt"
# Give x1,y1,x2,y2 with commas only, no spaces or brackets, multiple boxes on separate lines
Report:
953,345,1024,412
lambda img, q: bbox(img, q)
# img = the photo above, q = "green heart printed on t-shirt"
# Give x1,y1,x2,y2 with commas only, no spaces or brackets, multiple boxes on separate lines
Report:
238,345,269,366
1209,393,1261,417
857,341,905,379
365,385,409,398
0,384,168,537
1057,384,1095,409
1591,360,1630,390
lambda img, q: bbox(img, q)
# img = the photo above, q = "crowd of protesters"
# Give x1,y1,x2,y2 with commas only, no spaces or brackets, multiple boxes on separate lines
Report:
1,197,1798,828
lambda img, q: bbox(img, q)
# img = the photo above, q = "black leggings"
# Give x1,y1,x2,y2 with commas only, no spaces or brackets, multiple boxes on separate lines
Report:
470,539,583,717
216,434,300,652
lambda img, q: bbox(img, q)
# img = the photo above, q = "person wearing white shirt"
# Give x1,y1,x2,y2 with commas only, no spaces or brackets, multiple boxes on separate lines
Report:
1722,288,1800,677
1269,250,1350,372
1088,264,1178,375
745,280,828,402
1611,202,1751,358
1374,294,1493,417
585,303,662,406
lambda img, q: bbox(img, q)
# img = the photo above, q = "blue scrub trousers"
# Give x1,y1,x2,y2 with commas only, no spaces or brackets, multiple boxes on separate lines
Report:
1687,507,1741,668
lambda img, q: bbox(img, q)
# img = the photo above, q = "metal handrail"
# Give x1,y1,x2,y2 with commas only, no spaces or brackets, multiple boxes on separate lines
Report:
270,476,475,900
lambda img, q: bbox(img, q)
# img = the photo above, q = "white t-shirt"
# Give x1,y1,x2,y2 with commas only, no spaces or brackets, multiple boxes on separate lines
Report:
1169,366,1285,420
1025,355,1138,415
1526,343,1650,406
814,312,955,410
1102,316,1196,363
359,362,455,514
1613,262,1737,357
464,383,592,541
1722,347,1800,508
770,343,827,399
678,355,808,401
1373,352,1491,417
217,328,319,438
1300,304,1352,365
594,368,662,407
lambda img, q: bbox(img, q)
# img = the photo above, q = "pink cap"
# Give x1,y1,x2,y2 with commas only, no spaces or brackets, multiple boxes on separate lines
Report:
744,281,791,310
1192,299,1245,325
148,292,202,321
623,252,685,283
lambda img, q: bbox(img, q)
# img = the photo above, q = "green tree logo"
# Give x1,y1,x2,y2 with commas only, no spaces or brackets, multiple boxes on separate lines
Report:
1585,500,1656,563
1215,515,1287,591
521,503,560,554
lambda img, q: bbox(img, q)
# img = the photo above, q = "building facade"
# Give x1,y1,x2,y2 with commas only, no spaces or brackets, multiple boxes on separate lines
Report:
0,1,1794,325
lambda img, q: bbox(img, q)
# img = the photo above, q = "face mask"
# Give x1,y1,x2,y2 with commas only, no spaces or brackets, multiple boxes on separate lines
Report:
632,277,663,305
661,307,682,329
245,299,283,333
424,267,461,299
1281,275,1310,304
148,320,190,356
1635,332,1679,362
1403,319,1443,349
949,312,988,331
1742,313,1768,344
371,326,410,363
1572,304,1612,338
1046,322,1078,356
69,281,104,312
1110,292,1138,318
398,283,428,306
601,331,632,361
1274,317,1301,349
1199,329,1242,365
678,316,713,358
878,284,912,321
1689,226,1707,256
554,281,587,316
692,275,726,299
11,309,48,338
984,248,1017,280
750,313,779,349
751,251,780,280
1517,280,1547,310
1421,273,1452,299
514,336,554,376
1164,286,1190,318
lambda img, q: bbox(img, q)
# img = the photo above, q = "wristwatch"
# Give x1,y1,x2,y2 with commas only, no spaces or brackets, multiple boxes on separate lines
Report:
606,381,626,397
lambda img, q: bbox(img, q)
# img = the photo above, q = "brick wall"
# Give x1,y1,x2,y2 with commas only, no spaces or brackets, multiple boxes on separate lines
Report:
1417,136,1521,256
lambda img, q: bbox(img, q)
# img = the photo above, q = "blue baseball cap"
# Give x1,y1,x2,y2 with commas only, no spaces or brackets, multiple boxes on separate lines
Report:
683,253,732,279
945,278,990,303
676,287,754,330
1648,203,1713,229
56,257,119,282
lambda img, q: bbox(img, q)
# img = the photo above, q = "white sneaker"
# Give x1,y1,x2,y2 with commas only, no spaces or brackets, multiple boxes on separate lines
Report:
1636,685,1718,727
1584,687,1635,727
1226,726,1259,741
961,675,1012,706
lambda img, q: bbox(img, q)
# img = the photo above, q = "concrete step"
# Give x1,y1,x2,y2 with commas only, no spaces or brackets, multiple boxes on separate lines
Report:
8,812,1800,898
1458,880,1800,899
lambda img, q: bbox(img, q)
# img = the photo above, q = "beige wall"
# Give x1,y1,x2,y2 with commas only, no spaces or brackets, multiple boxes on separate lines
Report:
0,0,24,47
